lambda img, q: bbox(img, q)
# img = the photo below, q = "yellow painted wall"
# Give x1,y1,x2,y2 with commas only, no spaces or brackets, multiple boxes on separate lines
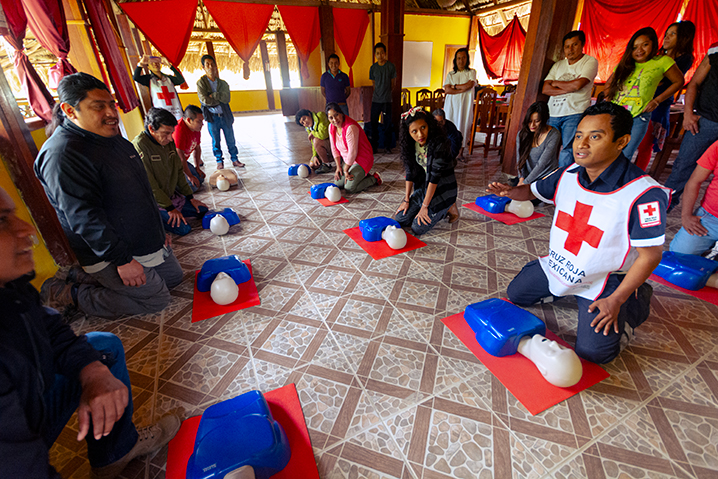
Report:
334,20,375,88
0,159,58,288
304,44,323,87
178,91,282,113
30,128,48,150
120,108,145,141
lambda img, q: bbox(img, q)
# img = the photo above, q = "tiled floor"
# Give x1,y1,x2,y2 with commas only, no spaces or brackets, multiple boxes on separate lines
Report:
51,112,718,479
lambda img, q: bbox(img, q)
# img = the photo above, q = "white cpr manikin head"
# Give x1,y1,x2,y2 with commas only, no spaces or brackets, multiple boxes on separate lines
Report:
506,200,534,218
517,334,583,388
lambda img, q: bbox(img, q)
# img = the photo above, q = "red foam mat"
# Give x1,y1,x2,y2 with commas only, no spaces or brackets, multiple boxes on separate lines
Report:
344,226,426,260
649,273,718,306
166,384,319,479
441,312,610,415
191,260,260,322
463,202,545,225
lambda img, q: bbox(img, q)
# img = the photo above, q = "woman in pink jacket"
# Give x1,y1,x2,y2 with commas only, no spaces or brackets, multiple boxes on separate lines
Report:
326,102,382,193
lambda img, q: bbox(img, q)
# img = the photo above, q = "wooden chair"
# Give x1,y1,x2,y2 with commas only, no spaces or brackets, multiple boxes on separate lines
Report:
401,88,411,113
431,88,445,111
649,110,685,181
498,94,516,164
416,88,433,110
468,87,506,158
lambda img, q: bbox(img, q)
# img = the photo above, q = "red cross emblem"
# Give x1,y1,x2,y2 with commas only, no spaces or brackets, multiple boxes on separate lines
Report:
555,202,604,256
642,203,656,216
157,85,175,106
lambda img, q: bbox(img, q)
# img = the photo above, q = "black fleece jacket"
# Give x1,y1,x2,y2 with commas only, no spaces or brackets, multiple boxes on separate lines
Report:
35,120,166,267
0,275,101,478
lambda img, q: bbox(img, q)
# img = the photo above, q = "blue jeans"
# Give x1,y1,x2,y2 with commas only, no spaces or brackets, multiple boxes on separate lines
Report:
394,188,451,236
159,201,209,236
622,111,652,161
507,260,651,364
664,116,718,206
186,162,204,193
548,113,582,168
670,206,718,255
43,332,137,468
207,115,238,165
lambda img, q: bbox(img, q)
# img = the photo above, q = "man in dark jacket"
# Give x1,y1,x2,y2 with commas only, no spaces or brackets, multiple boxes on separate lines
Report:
35,73,184,319
0,186,180,479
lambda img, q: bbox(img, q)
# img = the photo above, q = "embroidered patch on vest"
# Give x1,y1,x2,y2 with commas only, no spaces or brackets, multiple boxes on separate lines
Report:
638,201,660,228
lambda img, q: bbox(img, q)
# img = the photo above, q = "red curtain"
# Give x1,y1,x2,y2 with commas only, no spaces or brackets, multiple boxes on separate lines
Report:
580,0,683,82
478,15,526,82
83,0,139,113
0,0,55,121
23,0,77,89
277,5,321,79
332,8,370,86
203,1,274,78
119,0,197,67
683,0,718,81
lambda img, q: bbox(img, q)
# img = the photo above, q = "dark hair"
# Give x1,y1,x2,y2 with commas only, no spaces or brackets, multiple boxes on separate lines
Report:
327,54,340,63
452,48,471,72
374,42,386,54
399,109,451,182
49,72,110,136
578,101,633,142
325,102,345,119
184,104,203,119
518,101,550,171
563,30,586,47
295,109,312,126
432,108,445,118
605,27,659,101
664,21,695,61
145,107,177,131
201,54,215,67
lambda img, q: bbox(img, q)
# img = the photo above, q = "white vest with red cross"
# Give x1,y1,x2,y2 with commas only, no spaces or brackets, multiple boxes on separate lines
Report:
150,76,183,120
539,168,670,301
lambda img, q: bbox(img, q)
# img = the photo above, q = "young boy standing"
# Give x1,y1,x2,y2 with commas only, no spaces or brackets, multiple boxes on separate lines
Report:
487,102,670,364
369,43,397,153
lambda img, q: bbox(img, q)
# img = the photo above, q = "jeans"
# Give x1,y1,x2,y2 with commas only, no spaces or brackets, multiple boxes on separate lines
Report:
394,188,452,236
371,102,393,151
664,116,718,206
77,248,184,319
43,333,137,468
207,115,238,165
507,259,651,364
669,206,718,255
186,162,204,193
622,111,652,161
548,113,582,168
334,163,377,194
159,202,209,236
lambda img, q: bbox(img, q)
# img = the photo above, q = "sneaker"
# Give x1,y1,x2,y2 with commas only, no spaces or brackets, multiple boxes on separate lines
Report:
373,172,383,186
90,411,183,479
40,277,75,311
706,241,718,260
232,160,245,168
315,163,334,174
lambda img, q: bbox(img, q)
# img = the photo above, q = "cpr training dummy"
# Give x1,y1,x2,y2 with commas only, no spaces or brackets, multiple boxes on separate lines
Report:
487,102,670,364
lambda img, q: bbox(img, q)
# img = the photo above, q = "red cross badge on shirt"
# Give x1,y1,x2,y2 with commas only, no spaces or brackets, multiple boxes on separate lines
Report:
555,201,604,256
638,201,661,228
157,85,175,106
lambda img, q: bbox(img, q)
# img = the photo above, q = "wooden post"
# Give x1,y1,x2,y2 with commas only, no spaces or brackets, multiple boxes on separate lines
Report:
318,4,335,67
276,31,292,89
259,40,275,110
502,0,579,174
380,0,405,127
0,68,75,265
205,40,215,59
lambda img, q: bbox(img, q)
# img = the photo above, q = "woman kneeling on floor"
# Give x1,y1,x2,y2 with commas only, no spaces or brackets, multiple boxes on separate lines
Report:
327,102,382,193
395,107,459,235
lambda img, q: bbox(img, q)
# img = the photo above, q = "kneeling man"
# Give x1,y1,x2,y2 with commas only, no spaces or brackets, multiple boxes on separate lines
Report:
134,108,208,236
487,102,669,364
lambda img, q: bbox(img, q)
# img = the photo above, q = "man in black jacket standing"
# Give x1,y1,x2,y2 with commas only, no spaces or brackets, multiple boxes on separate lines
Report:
35,73,184,319
0,186,180,479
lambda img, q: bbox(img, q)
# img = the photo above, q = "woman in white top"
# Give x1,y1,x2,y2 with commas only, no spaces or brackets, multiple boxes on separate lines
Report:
443,48,477,160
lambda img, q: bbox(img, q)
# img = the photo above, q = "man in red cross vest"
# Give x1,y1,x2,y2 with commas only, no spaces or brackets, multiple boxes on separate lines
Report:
488,102,670,364
133,55,185,121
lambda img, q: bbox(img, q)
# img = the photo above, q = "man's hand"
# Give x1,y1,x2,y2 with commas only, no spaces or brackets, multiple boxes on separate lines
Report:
682,214,708,236
684,112,701,135
139,54,149,67
588,294,624,335
188,174,200,188
167,209,187,227
308,133,315,141
77,361,128,441
486,182,513,196
196,166,206,179
117,259,146,287
189,198,206,213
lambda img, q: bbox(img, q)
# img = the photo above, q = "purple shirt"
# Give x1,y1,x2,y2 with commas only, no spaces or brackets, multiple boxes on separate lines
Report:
320,70,351,104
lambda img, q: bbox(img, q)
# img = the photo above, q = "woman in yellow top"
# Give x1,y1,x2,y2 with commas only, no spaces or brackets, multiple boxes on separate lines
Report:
604,27,684,161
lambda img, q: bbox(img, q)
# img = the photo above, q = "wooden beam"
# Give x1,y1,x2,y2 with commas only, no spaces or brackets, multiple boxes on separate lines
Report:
205,40,215,58
276,31,291,89
259,40,275,110
380,0,404,128
318,4,335,67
